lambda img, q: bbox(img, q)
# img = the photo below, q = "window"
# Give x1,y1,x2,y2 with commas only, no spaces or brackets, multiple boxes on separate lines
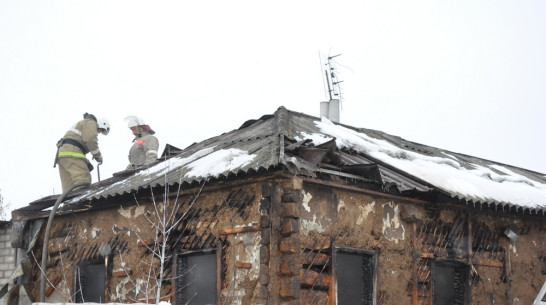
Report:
74,263,106,303
175,248,218,305
333,246,376,305
432,260,469,305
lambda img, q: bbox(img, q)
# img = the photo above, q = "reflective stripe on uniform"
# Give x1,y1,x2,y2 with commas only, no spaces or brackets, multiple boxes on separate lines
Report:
90,148,100,155
58,151,86,158
70,127,82,136
145,150,158,156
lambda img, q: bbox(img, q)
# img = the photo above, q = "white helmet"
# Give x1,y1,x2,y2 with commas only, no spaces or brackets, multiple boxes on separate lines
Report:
97,118,110,135
124,116,146,128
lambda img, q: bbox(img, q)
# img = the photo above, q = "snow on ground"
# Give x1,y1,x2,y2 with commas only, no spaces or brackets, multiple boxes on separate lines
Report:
309,118,546,209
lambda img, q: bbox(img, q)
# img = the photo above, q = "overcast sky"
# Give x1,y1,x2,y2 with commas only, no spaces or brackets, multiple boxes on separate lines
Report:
1,0,545,215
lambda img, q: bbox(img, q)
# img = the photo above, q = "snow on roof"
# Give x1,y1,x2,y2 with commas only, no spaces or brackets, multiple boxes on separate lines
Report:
183,148,256,179
23,106,544,217
66,147,256,203
311,117,546,211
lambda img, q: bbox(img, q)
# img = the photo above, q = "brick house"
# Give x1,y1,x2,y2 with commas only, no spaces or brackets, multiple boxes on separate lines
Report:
8,106,546,305
0,221,16,295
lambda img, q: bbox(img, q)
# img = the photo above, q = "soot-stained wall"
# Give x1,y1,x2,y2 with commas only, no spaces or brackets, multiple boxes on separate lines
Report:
25,176,546,305
29,183,265,304
290,178,546,305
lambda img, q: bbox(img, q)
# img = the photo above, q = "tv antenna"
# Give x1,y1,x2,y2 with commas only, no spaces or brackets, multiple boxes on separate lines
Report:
322,54,344,102
319,52,344,122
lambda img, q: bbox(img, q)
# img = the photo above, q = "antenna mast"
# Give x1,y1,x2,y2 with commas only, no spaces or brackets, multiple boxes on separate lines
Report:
324,54,344,102
319,53,343,123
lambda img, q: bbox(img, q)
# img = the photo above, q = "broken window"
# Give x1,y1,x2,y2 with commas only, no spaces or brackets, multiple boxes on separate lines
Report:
432,260,469,305
333,246,376,305
74,263,106,303
175,248,218,305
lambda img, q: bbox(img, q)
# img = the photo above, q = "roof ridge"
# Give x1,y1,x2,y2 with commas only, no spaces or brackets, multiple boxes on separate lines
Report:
272,106,290,136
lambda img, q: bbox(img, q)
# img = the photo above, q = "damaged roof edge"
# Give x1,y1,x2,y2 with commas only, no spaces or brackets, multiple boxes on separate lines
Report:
14,106,546,218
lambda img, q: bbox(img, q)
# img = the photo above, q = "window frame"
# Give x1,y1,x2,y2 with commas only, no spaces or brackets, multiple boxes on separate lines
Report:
431,259,470,305
73,261,106,303
331,245,378,305
173,244,222,305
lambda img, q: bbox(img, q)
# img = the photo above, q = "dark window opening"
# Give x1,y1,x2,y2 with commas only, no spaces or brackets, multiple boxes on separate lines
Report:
176,249,217,305
74,263,106,303
432,260,469,305
334,246,376,305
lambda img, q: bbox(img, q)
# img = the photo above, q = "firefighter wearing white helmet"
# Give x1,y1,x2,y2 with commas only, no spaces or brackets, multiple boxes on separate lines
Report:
125,116,159,169
55,113,109,192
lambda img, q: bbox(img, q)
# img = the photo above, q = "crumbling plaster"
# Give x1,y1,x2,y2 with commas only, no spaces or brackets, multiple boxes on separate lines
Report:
382,202,405,244
26,177,546,305
298,184,407,246
223,231,262,305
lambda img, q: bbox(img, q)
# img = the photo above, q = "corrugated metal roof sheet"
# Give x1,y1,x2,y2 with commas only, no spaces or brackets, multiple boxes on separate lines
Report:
21,106,546,216
67,123,281,203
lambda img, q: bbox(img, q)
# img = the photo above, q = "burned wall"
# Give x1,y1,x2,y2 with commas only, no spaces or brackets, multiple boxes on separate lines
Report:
25,176,546,305
278,177,546,305
295,180,413,305
410,209,546,305
29,182,266,304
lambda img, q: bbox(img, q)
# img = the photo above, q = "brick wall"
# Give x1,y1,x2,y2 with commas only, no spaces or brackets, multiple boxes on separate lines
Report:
0,223,16,288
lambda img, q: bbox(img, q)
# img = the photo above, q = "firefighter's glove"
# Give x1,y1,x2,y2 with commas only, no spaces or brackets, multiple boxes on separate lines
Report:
94,154,103,164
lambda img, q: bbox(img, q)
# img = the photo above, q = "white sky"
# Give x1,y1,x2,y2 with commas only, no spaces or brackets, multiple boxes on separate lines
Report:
1,1,545,214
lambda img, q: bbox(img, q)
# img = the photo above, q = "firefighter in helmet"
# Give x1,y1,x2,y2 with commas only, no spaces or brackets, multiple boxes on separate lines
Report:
55,112,110,192
125,116,159,169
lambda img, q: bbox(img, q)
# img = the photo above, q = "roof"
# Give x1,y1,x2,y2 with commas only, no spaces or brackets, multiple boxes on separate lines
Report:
17,106,546,217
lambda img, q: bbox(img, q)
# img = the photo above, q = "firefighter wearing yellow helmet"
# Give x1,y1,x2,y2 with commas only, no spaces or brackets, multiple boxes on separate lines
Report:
55,113,110,192
125,116,159,169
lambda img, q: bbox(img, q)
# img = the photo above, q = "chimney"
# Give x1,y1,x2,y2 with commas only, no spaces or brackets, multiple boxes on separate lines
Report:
320,99,340,123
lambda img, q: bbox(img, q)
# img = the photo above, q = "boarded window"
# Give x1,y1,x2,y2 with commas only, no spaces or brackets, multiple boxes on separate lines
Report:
74,263,105,303
334,247,376,305
432,260,469,305
176,249,217,305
